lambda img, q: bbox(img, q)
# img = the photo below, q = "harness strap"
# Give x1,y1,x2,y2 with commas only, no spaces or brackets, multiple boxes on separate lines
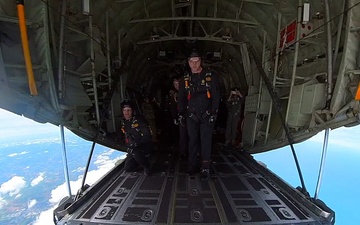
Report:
121,118,144,144
184,72,191,100
184,69,212,99
205,70,212,98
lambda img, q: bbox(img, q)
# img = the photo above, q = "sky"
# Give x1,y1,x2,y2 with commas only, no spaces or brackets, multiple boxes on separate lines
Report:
0,108,126,225
0,108,359,224
254,124,360,224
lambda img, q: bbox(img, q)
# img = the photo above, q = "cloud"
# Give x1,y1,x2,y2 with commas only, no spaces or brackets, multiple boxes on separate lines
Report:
32,205,57,225
33,150,125,224
72,167,85,173
28,199,37,209
31,173,45,187
0,176,26,196
0,197,6,209
7,151,29,157
49,154,124,204
15,193,22,199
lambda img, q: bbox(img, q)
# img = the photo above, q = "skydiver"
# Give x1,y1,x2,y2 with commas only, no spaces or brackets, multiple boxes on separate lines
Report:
120,100,153,175
178,49,220,180
225,87,243,148
141,95,158,142
169,76,189,159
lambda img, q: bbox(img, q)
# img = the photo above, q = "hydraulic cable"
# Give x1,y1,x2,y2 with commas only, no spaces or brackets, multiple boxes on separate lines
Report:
248,45,309,196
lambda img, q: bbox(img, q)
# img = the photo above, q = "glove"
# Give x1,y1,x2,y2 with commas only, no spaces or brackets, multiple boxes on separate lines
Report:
189,113,199,122
178,115,186,126
208,114,217,126
129,142,138,148
173,118,179,125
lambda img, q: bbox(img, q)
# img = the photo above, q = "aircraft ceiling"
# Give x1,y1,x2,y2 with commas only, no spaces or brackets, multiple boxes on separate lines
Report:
56,0,335,93
0,0,342,94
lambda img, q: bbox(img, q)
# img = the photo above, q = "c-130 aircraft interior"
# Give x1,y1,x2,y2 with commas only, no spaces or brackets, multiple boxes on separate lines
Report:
1,0,360,224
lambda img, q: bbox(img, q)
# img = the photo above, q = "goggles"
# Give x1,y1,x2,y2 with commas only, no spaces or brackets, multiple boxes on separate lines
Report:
188,57,201,62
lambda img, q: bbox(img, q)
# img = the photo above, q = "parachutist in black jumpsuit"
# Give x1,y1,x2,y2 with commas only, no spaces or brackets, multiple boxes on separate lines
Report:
178,66,220,178
170,77,189,158
225,87,243,147
121,100,153,175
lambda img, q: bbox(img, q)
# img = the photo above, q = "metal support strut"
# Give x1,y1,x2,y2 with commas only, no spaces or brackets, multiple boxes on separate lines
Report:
314,128,329,199
60,125,72,197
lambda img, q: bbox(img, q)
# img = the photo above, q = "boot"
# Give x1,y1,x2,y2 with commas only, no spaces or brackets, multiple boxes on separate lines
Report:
144,166,152,176
231,140,236,148
225,140,231,147
200,169,210,180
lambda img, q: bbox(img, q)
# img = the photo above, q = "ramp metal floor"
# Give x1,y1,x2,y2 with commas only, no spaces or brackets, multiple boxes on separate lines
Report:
55,145,333,225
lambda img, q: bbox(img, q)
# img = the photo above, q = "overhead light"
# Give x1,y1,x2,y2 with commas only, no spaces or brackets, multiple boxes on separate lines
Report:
82,0,90,15
302,3,310,24
222,27,232,41
213,52,221,59
158,51,166,57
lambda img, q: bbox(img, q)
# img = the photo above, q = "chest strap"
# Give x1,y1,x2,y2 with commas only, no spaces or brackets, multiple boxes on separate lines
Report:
184,69,212,100
184,72,191,100
121,118,144,138
205,70,212,99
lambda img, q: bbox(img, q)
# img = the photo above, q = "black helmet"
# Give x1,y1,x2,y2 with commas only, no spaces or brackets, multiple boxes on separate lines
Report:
172,74,180,81
188,49,201,59
121,99,134,110
231,87,240,91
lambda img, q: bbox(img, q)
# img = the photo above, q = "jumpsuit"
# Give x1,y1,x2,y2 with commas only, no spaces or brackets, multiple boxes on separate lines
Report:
225,96,242,146
169,88,189,157
178,69,220,172
141,100,157,142
122,116,153,172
